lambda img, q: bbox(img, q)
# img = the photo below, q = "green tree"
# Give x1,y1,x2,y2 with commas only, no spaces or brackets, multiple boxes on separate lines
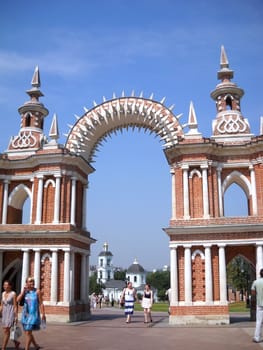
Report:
114,269,126,280
146,270,170,301
227,256,253,297
89,273,105,295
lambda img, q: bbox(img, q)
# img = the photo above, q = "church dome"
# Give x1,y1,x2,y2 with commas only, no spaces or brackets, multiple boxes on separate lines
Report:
98,242,113,257
127,258,145,273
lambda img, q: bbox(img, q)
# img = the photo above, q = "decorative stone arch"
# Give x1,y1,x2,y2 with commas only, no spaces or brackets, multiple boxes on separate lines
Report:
192,249,205,260
65,96,184,163
189,169,202,179
44,179,55,188
222,170,251,198
8,184,32,209
2,258,22,292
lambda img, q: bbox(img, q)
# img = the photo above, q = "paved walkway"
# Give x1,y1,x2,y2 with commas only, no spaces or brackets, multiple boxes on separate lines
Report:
1,308,262,350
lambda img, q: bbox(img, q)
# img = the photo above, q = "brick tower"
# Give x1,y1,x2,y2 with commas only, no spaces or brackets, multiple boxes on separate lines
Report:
0,67,95,322
163,46,263,324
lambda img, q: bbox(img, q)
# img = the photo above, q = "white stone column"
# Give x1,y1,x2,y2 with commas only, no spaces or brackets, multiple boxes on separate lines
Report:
218,245,227,303
70,251,75,302
182,165,190,219
35,176,44,224
0,251,3,290
170,169,176,220
204,245,213,303
63,250,70,303
86,254,90,302
184,245,192,304
30,178,34,224
51,249,58,303
249,165,258,215
33,249,41,289
170,247,178,304
2,180,9,224
201,165,209,219
21,249,30,287
82,184,87,230
53,175,61,224
217,166,223,216
256,245,263,278
70,177,77,225
81,253,87,301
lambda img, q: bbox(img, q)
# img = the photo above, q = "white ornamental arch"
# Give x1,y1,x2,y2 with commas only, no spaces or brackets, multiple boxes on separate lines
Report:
65,95,185,163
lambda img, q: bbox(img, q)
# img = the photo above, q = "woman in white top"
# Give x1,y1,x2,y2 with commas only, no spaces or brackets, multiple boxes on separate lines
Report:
121,282,137,323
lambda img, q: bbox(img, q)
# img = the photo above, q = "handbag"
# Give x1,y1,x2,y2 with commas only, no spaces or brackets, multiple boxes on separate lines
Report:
10,324,22,341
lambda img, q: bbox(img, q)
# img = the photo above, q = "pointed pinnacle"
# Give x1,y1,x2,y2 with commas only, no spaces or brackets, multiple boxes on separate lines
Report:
31,66,41,88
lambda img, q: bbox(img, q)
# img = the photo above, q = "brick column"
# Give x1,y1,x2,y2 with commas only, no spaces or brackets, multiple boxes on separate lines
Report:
70,177,77,225
171,169,176,220
250,165,258,215
204,245,213,303
216,166,223,216
0,251,3,290
2,180,9,224
81,253,88,301
82,184,87,230
70,251,75,302
218,245,227,303
182,165,190,219
256,244,263,278
201,165,209,218
21,249,30,287
53,175,61,224
63,250,70,303
33,249,41,289
170,247,178,304
35,176,44,224
184,245,192,304
51,249,58,303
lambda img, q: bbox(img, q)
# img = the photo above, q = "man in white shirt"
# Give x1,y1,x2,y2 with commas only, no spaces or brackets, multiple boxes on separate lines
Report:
251,268,263,343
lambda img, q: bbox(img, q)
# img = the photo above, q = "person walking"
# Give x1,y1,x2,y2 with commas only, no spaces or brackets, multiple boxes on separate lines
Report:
17,276,46,350
251,268,263,343
141,284,153,323
121,282,137,323
0,280,21,350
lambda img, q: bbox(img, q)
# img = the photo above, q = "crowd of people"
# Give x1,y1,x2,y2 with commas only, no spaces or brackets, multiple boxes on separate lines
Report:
0,277,45,350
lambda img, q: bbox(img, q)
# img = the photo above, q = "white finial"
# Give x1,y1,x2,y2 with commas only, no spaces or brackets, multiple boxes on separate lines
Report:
49,113,60,144
260,116,263,135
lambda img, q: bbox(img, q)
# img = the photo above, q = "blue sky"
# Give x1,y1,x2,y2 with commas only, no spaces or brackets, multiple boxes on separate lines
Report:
0,0,263,270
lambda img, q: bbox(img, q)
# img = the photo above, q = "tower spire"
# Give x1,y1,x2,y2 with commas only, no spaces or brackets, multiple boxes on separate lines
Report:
6,66,49,157
210,46,252,143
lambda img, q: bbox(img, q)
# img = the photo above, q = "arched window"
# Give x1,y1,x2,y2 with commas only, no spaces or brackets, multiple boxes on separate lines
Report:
224,183,248,216
225,95,233,110
8,184,32,224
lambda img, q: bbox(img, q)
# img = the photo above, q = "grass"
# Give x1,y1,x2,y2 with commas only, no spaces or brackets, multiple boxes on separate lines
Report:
229,301,249,312
131,301,249,313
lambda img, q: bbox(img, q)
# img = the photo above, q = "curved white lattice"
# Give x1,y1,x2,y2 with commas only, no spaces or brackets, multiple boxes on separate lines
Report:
65,95,185,163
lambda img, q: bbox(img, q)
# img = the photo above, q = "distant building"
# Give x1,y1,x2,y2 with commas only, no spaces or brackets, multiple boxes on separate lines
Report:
126,258,146,288
97,242,114,284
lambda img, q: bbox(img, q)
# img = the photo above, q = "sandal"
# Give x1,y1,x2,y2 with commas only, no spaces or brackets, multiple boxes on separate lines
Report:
14,341,20,349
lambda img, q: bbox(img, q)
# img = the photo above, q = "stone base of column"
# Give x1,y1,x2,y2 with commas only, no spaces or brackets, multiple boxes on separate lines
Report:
20,303,92,323
169,305,229,325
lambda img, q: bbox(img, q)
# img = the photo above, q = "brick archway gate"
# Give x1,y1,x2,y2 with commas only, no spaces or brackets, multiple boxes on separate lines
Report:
0,46,263,323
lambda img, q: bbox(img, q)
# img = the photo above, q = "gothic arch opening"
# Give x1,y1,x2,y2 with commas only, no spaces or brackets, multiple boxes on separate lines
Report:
64,96,185,269
224,183,248,216
222,171,250,216
227,254,255,304
87,130,171,268
8,184,32,224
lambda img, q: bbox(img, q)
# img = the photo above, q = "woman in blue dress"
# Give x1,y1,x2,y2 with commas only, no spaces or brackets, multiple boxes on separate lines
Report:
17,276,46,350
